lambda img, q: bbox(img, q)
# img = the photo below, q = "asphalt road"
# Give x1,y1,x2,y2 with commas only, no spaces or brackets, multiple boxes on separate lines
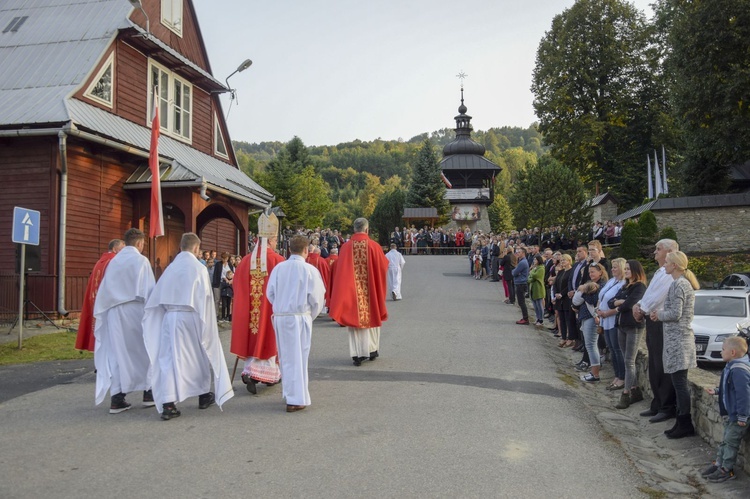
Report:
0,255,646,498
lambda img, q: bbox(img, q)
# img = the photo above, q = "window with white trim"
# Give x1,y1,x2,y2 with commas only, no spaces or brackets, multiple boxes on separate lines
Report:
85,52,114,107
148,60,192,142
161,0,183,36
214,114,228,158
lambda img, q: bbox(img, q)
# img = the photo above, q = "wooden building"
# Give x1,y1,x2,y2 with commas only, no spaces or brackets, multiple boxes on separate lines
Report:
0,0,274,320
440,88,501,234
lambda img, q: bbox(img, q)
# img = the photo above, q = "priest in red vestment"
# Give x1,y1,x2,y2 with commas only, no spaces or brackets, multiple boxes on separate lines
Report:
328,217,389,366
230,212,285,394
306,245,332,305
75,238,124,351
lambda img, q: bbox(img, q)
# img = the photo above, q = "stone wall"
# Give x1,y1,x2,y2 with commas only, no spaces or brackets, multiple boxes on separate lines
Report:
635,345,750,474
654,206,750,253
593,200,618,223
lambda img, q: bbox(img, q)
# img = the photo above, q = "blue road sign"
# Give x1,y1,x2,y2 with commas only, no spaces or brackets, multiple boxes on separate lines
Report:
12,207,41,246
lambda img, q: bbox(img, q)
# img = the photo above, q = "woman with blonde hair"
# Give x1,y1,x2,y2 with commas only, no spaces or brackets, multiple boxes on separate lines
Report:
597,257,627,389
650,251,700,439
553,254,576,348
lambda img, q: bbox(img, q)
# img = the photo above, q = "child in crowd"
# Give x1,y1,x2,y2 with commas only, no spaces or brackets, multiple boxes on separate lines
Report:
702,336,750,483
472,249,483,280
220,270,234,322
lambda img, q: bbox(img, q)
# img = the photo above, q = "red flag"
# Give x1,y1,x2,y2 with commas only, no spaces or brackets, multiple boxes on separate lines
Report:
440,171,452,189
149,92,164,238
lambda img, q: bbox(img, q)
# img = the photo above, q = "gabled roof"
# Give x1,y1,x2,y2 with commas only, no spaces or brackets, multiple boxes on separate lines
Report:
0,0,131,126
586,191,618,207
68,99,272,207
613,191,750,222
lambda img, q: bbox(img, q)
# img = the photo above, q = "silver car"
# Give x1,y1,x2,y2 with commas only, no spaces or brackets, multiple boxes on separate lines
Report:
693,289,750,363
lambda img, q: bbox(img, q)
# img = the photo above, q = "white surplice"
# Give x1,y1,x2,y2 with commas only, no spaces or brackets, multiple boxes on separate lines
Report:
266,255,325,406
93,245,155,405
385,248,406,300
142,251,233,413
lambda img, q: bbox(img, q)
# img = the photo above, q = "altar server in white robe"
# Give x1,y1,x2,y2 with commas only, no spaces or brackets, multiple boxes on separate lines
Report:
143,233,234,420
266,235,326,412
93,228,155,413
385,243,406,301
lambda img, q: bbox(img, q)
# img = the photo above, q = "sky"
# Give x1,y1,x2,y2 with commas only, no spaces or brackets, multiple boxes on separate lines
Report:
193,0,656,146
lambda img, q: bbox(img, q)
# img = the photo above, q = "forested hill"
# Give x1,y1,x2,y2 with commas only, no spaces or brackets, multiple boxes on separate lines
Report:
232,125,545,229
233,125,544,181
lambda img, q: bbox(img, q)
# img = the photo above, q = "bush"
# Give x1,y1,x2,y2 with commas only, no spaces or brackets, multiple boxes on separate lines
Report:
659,226,678,242
638,210,658,245
619,220,641,259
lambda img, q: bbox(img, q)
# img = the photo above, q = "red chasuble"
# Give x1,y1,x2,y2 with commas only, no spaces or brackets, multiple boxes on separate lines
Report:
306,253,332,304
230,248,285,359
328,233,389,328
75,252,116,351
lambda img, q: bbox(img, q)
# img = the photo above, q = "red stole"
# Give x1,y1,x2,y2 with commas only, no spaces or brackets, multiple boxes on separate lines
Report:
75,252,116,351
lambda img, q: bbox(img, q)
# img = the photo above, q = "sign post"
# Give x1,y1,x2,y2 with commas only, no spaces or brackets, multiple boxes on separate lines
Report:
12,207,41,349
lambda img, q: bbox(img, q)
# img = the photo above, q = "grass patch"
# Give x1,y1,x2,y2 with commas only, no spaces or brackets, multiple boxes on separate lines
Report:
637,486,666,499
557,368,580,388
0,331,93,365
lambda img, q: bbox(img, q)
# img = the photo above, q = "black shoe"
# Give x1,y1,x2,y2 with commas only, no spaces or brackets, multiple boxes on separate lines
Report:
109,393,131,414
161,403,181,421
142,389,155,408
369,351,379,361
352,356,362,367
639,408,657,417
649,412,675,423
198,392,215,409
242,373,258,394
666,414,695,439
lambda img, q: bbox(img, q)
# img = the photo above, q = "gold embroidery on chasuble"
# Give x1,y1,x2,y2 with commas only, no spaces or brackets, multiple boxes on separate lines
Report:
352,240,370,328
248,262,267,335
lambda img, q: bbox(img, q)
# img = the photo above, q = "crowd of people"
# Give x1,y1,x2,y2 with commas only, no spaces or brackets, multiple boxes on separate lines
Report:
74,220,747,483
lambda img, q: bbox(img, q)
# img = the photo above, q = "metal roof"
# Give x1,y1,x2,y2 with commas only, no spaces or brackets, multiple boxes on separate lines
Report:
440,155,501,171
68,99,273,207
613,191,750,222
402,207,439,219
586,191,618,207
0,0,131,125
612,200,656,222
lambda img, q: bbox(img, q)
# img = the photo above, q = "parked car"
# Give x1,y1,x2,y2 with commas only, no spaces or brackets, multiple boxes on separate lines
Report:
717,272,750,290
692,289,750,363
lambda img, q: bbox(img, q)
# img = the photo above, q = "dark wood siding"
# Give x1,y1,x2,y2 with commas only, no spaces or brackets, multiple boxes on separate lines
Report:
116,40,149,127
65,143,135,278
200,218,238,256
0,138,55,276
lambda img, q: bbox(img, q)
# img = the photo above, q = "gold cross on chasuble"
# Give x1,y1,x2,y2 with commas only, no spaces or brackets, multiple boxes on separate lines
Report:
248,264,267,335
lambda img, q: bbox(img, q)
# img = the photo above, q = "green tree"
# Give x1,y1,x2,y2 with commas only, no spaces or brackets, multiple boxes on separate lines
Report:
370,188,406,245
508,155,592,233
656,0,750,194
637,210,659,245
357,172,385,218
406,139,449,216
619,220,641,259
487,194,514,233
531,0,662,209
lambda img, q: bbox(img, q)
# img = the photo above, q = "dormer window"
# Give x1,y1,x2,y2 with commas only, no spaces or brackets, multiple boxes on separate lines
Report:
84,52,114,107
161,0,183,36
214,114,228,158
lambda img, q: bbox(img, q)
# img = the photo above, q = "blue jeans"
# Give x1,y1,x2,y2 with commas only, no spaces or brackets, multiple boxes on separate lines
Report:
582,318,600,367
604,327,625,380
532,299,544,322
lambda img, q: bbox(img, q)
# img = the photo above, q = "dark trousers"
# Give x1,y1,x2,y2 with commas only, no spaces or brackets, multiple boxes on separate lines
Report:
646,318,676,414
491,257,500,280
515,283,529,320
670,369,691,416
505,278,515,303
220,296,232,320
562,308,578,341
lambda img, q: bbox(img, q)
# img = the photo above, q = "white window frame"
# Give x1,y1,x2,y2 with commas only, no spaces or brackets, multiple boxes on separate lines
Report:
161,0,183,36
84,52,115,108
214,113,229,159
148,60,192,144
